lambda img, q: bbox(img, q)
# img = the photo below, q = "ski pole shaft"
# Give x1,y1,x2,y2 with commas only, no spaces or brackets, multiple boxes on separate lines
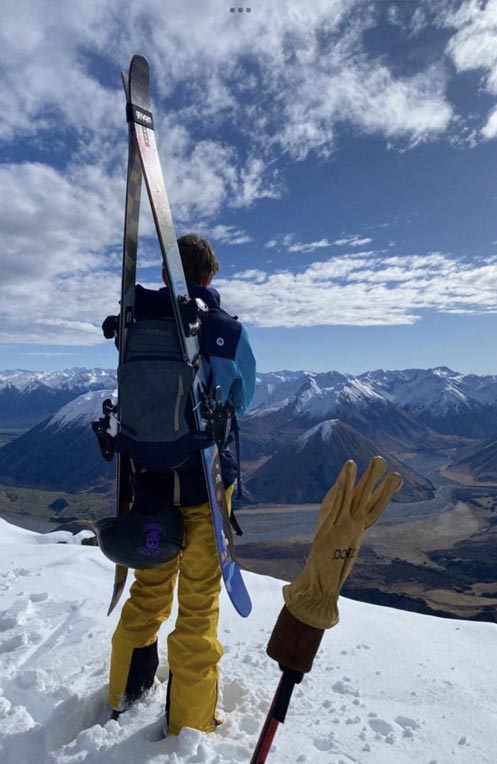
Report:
250,668,303,764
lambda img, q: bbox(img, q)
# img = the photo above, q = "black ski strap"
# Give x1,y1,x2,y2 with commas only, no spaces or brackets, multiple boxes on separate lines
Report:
232,414,243,500
228,412,243,536
230,508,243,537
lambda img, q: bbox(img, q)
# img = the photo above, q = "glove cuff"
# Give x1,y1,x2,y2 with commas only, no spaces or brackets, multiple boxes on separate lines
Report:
283,585,340,630
266,605,325,673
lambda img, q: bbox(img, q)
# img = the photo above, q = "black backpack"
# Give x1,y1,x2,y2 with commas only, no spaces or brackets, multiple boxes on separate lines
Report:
114,317,212,471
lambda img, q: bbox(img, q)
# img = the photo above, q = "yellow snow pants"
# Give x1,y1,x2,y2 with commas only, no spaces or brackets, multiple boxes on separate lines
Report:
109,486,233,735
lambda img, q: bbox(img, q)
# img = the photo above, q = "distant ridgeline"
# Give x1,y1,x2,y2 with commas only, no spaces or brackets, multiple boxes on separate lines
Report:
1,366,497,501
0,369,116,427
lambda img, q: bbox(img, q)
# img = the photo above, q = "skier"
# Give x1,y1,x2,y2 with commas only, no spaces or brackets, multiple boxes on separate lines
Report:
105,234,256,735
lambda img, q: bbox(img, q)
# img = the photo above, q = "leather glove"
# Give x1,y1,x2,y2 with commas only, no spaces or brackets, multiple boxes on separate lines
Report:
266,457,402,673
283,456,402,630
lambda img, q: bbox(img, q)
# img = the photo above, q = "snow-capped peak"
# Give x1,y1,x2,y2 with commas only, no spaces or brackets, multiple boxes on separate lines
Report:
48,389,117,430
0,368,116,393
297,419,339,449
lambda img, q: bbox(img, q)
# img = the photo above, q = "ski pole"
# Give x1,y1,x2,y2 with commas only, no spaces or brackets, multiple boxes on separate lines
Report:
250,667,303,764
250,458,403,763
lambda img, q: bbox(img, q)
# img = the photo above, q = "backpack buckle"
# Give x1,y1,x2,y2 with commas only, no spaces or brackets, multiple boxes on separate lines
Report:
178,296,208,337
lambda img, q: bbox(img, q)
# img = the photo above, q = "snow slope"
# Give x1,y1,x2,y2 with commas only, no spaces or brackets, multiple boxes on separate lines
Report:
0,519,496,764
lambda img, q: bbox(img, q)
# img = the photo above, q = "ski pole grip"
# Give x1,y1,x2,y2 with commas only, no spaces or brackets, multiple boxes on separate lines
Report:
266,605,325,674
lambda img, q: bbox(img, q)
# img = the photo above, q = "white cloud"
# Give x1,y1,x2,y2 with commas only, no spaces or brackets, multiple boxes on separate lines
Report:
0,1,122,144
0,162,123,285
445,0,497,91
410,7,429,36
1,1,455,159
263,234,333,253
482,105,497,140
235,269,267,283
0,161,124,345
334,235,373,247
216,251,497,328
443,0,497,139
287,239,333,253
204,225,252,246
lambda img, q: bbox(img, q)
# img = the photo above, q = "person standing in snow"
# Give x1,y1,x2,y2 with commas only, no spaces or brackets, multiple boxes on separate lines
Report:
106,234,256,735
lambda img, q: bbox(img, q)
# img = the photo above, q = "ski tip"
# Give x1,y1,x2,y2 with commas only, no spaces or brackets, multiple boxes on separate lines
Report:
233,590,252,618
128,55,151,111
129,54,150,80
237,602,252,618
131,54,149,68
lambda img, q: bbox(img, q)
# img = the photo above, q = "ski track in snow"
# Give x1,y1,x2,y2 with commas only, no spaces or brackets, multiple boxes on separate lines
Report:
0,521,496,764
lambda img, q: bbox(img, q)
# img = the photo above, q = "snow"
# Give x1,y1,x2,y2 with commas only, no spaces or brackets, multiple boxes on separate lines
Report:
297,419,339,449
293,377,383,420
0,369,116,393
49,390,117,430
6,366,497,424
361,367,496,416
0,519,496,763
246,400,289,417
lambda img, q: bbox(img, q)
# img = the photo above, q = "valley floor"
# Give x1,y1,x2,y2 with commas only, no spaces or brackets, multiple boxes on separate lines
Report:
1,445,496,622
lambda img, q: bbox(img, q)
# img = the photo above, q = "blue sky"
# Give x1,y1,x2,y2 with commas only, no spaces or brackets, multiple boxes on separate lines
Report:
2,0,497,375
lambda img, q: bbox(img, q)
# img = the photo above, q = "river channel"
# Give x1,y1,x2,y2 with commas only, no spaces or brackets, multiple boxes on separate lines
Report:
236,449,460,546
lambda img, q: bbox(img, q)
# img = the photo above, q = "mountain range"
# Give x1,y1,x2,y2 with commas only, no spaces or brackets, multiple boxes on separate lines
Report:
0,391,115,491
0,369,116,426
3,365,497,436
4,364,497,501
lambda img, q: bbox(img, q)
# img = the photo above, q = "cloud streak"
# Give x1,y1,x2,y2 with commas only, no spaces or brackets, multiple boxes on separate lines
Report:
2,246,497,343
217,252,497,328
443,0,497,140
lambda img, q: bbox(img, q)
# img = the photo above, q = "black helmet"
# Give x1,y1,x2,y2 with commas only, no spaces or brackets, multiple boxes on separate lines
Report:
94,507,184,569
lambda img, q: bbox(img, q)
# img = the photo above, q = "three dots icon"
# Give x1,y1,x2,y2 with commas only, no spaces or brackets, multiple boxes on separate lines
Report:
230,7,252,12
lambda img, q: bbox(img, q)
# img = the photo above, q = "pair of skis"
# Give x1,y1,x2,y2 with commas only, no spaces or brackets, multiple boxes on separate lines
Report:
108,55,251,619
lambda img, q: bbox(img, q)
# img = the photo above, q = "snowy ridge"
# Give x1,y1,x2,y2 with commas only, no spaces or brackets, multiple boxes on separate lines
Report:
296,419,339,450
361,366,497,414
0,368,116,393
0,518,495,763
4,366,497,421
293,376,384,419
250,368,497,438
48,390,117,431
251,371,315,411
362,367,472,415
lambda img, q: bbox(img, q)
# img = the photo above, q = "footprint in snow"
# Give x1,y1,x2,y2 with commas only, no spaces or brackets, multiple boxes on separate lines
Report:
0,616,18,632
239,715,259,735
29,593,49,603
395,715,420,738
0,633,29,654
12,568,31,577
0,596,34,626
220,677,253,713
216,740,252,760
313,734,339,752
368,717,396,743
331,679,360,698
0,687,111,763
